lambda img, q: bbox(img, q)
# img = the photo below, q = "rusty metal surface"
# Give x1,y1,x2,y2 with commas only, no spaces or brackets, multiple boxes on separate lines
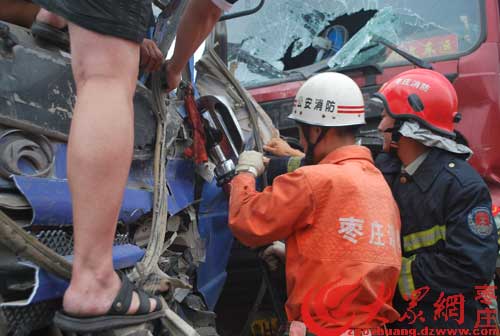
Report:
0,21,157,158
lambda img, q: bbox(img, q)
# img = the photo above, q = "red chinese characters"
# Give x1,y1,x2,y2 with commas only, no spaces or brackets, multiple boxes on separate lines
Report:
433,293,464,325
398,286,430,324
399,284,497,327
474,285,497,329
475,285,497,306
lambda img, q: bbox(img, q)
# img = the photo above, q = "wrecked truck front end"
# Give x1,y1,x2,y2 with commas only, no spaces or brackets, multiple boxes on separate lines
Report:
0,4,276,334
223,0,496,199
222,1,500,324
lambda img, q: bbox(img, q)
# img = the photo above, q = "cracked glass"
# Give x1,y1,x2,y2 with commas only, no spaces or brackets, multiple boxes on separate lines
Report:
224,0,483,87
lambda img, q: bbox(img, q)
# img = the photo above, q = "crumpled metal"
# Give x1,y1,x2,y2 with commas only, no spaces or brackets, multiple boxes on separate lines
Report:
399,121,473,158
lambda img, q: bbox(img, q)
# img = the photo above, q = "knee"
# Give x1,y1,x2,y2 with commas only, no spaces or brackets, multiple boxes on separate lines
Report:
71,54,139,96
72,66,137,98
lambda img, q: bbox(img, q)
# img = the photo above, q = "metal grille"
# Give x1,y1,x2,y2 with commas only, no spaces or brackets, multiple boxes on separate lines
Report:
33,229,130,256
114,233,131,246
35,229,73,255
2,300,59,336
3,230,132,334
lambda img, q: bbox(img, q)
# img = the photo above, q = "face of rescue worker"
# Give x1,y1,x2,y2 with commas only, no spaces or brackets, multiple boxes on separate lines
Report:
378,111,396,153
299,125,327,163
298,126,308,153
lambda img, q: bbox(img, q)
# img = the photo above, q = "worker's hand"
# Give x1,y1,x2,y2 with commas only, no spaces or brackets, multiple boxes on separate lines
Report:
163,60,182,93
264,137,304,158
259,241,285,271
263,156,270,167
140,39,164,73
236,151,265,178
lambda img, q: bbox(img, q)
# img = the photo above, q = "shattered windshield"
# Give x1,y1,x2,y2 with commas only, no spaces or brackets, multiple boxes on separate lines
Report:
225,0,483,87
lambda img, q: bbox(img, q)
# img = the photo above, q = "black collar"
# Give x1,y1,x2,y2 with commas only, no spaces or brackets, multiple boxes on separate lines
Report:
411,149,449,192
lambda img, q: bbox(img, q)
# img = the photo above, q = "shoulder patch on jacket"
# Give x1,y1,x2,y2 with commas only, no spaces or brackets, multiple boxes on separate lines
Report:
468,207,494,238
444,159,484,187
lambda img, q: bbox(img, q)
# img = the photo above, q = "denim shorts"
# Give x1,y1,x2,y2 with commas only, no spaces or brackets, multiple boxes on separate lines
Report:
33,0,152,43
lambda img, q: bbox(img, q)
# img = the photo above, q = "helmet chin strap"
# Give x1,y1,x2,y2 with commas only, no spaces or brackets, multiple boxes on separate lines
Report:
383,119,403,156
301,124,328,165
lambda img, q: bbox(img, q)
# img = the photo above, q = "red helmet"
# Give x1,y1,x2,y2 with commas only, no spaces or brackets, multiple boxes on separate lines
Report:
373,69,459,137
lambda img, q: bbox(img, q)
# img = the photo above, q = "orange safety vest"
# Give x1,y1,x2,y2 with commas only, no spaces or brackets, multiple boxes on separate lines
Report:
229,145,402,328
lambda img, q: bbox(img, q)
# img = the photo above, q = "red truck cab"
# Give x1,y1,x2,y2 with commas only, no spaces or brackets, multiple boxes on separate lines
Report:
219,0,500,203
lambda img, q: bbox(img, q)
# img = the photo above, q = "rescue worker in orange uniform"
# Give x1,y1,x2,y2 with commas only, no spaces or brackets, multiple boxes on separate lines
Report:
264,69,499,333
228,73,403,335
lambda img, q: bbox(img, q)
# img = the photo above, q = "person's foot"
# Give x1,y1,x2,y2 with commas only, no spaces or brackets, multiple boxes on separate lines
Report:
35,9,67,29
62,270,158,317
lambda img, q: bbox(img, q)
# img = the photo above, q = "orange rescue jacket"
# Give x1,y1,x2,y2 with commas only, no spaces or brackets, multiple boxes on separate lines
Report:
229,145,402,328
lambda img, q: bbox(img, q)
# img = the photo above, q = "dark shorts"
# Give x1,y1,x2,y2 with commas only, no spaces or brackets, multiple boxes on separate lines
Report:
32,0,152,43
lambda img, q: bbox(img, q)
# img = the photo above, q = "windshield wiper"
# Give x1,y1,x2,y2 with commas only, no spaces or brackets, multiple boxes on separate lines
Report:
373,36,433,70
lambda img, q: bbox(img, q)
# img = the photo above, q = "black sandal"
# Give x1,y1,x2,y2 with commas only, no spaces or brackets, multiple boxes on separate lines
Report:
53,273,164,333
31,21,70,50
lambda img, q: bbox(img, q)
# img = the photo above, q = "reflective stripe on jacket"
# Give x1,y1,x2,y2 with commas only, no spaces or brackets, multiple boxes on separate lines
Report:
377,149,498,330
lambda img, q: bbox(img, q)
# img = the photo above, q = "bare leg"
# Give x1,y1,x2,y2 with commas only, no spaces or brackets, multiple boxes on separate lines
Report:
62,23,155,316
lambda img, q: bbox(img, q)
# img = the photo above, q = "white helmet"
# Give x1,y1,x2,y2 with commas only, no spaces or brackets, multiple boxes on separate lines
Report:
288,72,366,127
